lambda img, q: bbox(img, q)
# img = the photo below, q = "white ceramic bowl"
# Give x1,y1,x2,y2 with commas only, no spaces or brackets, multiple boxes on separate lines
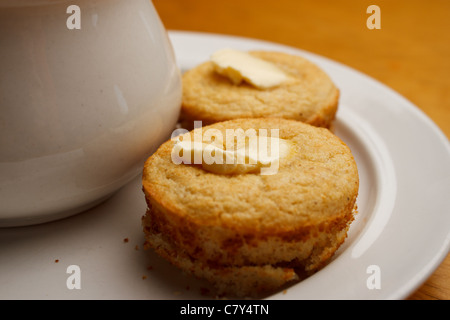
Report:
0,0,182,226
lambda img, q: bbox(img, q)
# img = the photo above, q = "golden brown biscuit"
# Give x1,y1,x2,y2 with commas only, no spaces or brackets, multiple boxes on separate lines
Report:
142,118,358,297
180,51,339,130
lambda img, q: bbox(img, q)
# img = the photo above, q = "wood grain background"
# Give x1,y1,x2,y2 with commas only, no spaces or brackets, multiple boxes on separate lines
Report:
152,0,450,300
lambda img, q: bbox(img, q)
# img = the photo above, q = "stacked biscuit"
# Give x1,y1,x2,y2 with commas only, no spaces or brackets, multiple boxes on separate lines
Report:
141,49,358,297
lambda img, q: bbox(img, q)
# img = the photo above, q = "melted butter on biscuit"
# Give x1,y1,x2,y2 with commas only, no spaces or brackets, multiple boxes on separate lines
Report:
211,48,289,89
172,132,291,175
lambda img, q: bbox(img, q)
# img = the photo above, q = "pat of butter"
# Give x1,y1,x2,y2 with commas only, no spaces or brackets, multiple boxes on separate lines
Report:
172,135,290,175
211,48,288,89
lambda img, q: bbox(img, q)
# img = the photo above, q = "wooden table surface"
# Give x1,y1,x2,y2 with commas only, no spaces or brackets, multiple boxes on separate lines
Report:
152,0,450,300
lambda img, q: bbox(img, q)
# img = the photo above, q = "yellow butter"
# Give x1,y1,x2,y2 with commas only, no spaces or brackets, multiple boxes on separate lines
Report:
171,133,290,175
211,48,288,89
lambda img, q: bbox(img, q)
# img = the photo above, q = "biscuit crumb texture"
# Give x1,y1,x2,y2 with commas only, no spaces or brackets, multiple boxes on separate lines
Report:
142,118,359,298
180,51,339,129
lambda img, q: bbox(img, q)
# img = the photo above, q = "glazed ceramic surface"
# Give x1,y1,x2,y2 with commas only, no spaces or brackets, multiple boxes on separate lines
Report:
0,0,182,226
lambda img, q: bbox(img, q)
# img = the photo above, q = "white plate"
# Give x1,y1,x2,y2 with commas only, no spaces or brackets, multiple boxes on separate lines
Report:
0,31,449,300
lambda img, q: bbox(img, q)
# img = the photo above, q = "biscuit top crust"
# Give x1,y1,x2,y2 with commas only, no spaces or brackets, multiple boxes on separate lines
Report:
181,51,339,125
143,118,358,233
